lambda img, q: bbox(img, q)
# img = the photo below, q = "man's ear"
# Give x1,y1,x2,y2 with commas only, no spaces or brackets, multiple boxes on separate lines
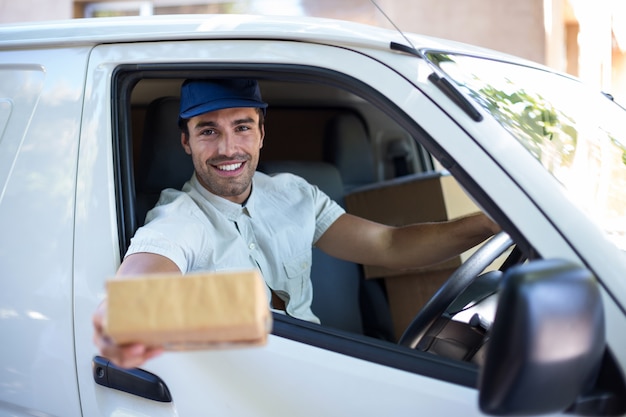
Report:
259,125,265,149
181,132,191,155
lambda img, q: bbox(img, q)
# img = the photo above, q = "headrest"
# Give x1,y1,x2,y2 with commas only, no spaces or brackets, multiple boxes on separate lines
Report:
324,113,375,191
137,96,193,194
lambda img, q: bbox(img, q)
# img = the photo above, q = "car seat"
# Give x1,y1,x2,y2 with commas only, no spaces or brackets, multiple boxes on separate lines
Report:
258,160,364,334
322,112,396,341
135,96,193,227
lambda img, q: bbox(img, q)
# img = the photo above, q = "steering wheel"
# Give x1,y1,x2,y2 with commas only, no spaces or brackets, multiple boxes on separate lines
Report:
398,231,514,349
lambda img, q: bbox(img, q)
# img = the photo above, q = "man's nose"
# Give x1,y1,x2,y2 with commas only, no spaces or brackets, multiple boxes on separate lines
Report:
217,132,237,156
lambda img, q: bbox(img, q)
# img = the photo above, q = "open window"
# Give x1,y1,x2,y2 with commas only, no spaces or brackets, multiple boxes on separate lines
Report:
111,64,536,388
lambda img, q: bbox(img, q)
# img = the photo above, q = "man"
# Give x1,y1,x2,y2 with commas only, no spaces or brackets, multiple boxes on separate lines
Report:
93,78,500,368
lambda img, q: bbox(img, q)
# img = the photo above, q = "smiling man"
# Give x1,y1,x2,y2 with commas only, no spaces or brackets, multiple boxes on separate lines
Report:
93,78,499,368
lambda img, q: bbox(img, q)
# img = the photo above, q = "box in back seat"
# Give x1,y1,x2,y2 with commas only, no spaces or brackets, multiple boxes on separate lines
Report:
344,171,480,340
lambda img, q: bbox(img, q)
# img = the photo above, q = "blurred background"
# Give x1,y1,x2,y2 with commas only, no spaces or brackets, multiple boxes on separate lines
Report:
1,0,624,105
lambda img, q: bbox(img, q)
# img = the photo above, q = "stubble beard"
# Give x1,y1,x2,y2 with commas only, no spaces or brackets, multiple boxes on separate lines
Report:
196,154,257,199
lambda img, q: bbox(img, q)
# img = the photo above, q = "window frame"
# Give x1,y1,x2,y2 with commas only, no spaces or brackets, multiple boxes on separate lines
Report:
110,61,500,388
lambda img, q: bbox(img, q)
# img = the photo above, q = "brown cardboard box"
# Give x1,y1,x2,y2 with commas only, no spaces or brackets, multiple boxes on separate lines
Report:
345,171,480,339
105,270,272,350
383,267,456,340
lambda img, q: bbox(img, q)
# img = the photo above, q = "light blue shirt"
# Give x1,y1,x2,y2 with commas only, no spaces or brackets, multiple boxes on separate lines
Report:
126,171,345,323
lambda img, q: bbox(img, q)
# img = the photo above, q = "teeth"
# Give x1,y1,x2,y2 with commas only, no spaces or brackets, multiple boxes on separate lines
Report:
218,162,242,171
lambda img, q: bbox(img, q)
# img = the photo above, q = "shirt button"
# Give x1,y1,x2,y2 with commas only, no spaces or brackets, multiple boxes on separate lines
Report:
249,243,256,250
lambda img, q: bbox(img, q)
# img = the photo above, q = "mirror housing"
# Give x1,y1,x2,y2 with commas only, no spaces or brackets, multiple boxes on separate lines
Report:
479,259,605,415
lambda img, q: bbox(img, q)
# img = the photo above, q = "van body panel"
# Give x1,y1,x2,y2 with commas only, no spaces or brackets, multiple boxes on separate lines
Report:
0,47,89,416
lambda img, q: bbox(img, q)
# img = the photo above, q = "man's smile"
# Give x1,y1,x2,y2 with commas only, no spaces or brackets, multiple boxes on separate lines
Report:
215,162,244,172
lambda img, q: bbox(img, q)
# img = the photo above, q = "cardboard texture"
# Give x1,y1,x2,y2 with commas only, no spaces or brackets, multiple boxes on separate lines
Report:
105,270,271,350
345,171,480,339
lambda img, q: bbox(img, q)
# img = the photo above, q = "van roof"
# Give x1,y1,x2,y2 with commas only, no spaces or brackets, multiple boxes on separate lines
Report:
0,14,500,56
0,14,533,69
0,14,403,49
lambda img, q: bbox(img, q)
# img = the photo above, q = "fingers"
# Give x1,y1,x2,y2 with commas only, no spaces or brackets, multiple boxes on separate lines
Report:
92,299,163,368
475,212,501,236
486,215,502,235
102,342,163,369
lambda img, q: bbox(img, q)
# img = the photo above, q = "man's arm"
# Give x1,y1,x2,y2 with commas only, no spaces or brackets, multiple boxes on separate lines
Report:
315,212,499,270
116,252,181,275
93,253,180,368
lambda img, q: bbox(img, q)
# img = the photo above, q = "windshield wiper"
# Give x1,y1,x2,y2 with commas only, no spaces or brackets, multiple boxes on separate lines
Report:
427,72,483,122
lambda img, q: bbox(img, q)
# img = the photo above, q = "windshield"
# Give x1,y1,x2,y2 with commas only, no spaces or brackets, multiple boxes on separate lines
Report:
426,52,626,251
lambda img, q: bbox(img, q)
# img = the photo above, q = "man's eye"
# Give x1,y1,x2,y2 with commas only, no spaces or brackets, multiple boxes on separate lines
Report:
236,125,251,132
200,129,215,136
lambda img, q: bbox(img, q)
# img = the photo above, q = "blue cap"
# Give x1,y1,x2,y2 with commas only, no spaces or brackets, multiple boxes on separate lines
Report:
179,79,267,123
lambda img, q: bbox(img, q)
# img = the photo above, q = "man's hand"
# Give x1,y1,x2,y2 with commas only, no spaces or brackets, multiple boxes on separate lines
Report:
480,212,502,236
92,252,179,367
92,299,164,368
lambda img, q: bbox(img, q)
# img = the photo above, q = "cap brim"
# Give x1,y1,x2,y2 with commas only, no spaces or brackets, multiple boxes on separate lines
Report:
180,99,267,119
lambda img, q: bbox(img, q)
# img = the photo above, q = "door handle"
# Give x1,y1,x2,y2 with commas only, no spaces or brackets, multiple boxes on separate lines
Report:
92,356,172,402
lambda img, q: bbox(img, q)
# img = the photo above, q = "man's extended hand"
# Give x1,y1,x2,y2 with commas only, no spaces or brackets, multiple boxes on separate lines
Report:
92,299,164,368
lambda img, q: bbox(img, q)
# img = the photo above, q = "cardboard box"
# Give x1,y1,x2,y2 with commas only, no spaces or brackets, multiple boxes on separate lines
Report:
105,270,272,350
383,267,456,340
345,171,480,339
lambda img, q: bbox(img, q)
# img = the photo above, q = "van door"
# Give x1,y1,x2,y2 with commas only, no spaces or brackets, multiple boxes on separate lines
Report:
73,39,506,417
0,47,89,417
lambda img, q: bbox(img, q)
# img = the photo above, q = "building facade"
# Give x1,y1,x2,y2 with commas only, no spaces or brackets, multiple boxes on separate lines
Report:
1,0,625,104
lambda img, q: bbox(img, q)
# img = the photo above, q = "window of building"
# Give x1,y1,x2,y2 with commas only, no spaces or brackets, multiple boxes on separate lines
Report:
81,1,243,18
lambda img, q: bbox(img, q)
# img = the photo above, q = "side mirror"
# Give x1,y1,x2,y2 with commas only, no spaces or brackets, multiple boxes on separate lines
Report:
479,259,605,415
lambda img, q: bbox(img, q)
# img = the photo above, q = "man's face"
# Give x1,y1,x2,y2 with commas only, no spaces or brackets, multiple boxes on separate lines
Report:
181,107,265,204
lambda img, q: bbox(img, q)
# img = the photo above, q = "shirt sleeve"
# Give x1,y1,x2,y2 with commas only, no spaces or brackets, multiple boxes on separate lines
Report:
311,184,346,244
125,191,207,273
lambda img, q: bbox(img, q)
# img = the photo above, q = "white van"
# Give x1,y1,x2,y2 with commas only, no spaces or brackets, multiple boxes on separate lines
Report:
1,14,626,417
